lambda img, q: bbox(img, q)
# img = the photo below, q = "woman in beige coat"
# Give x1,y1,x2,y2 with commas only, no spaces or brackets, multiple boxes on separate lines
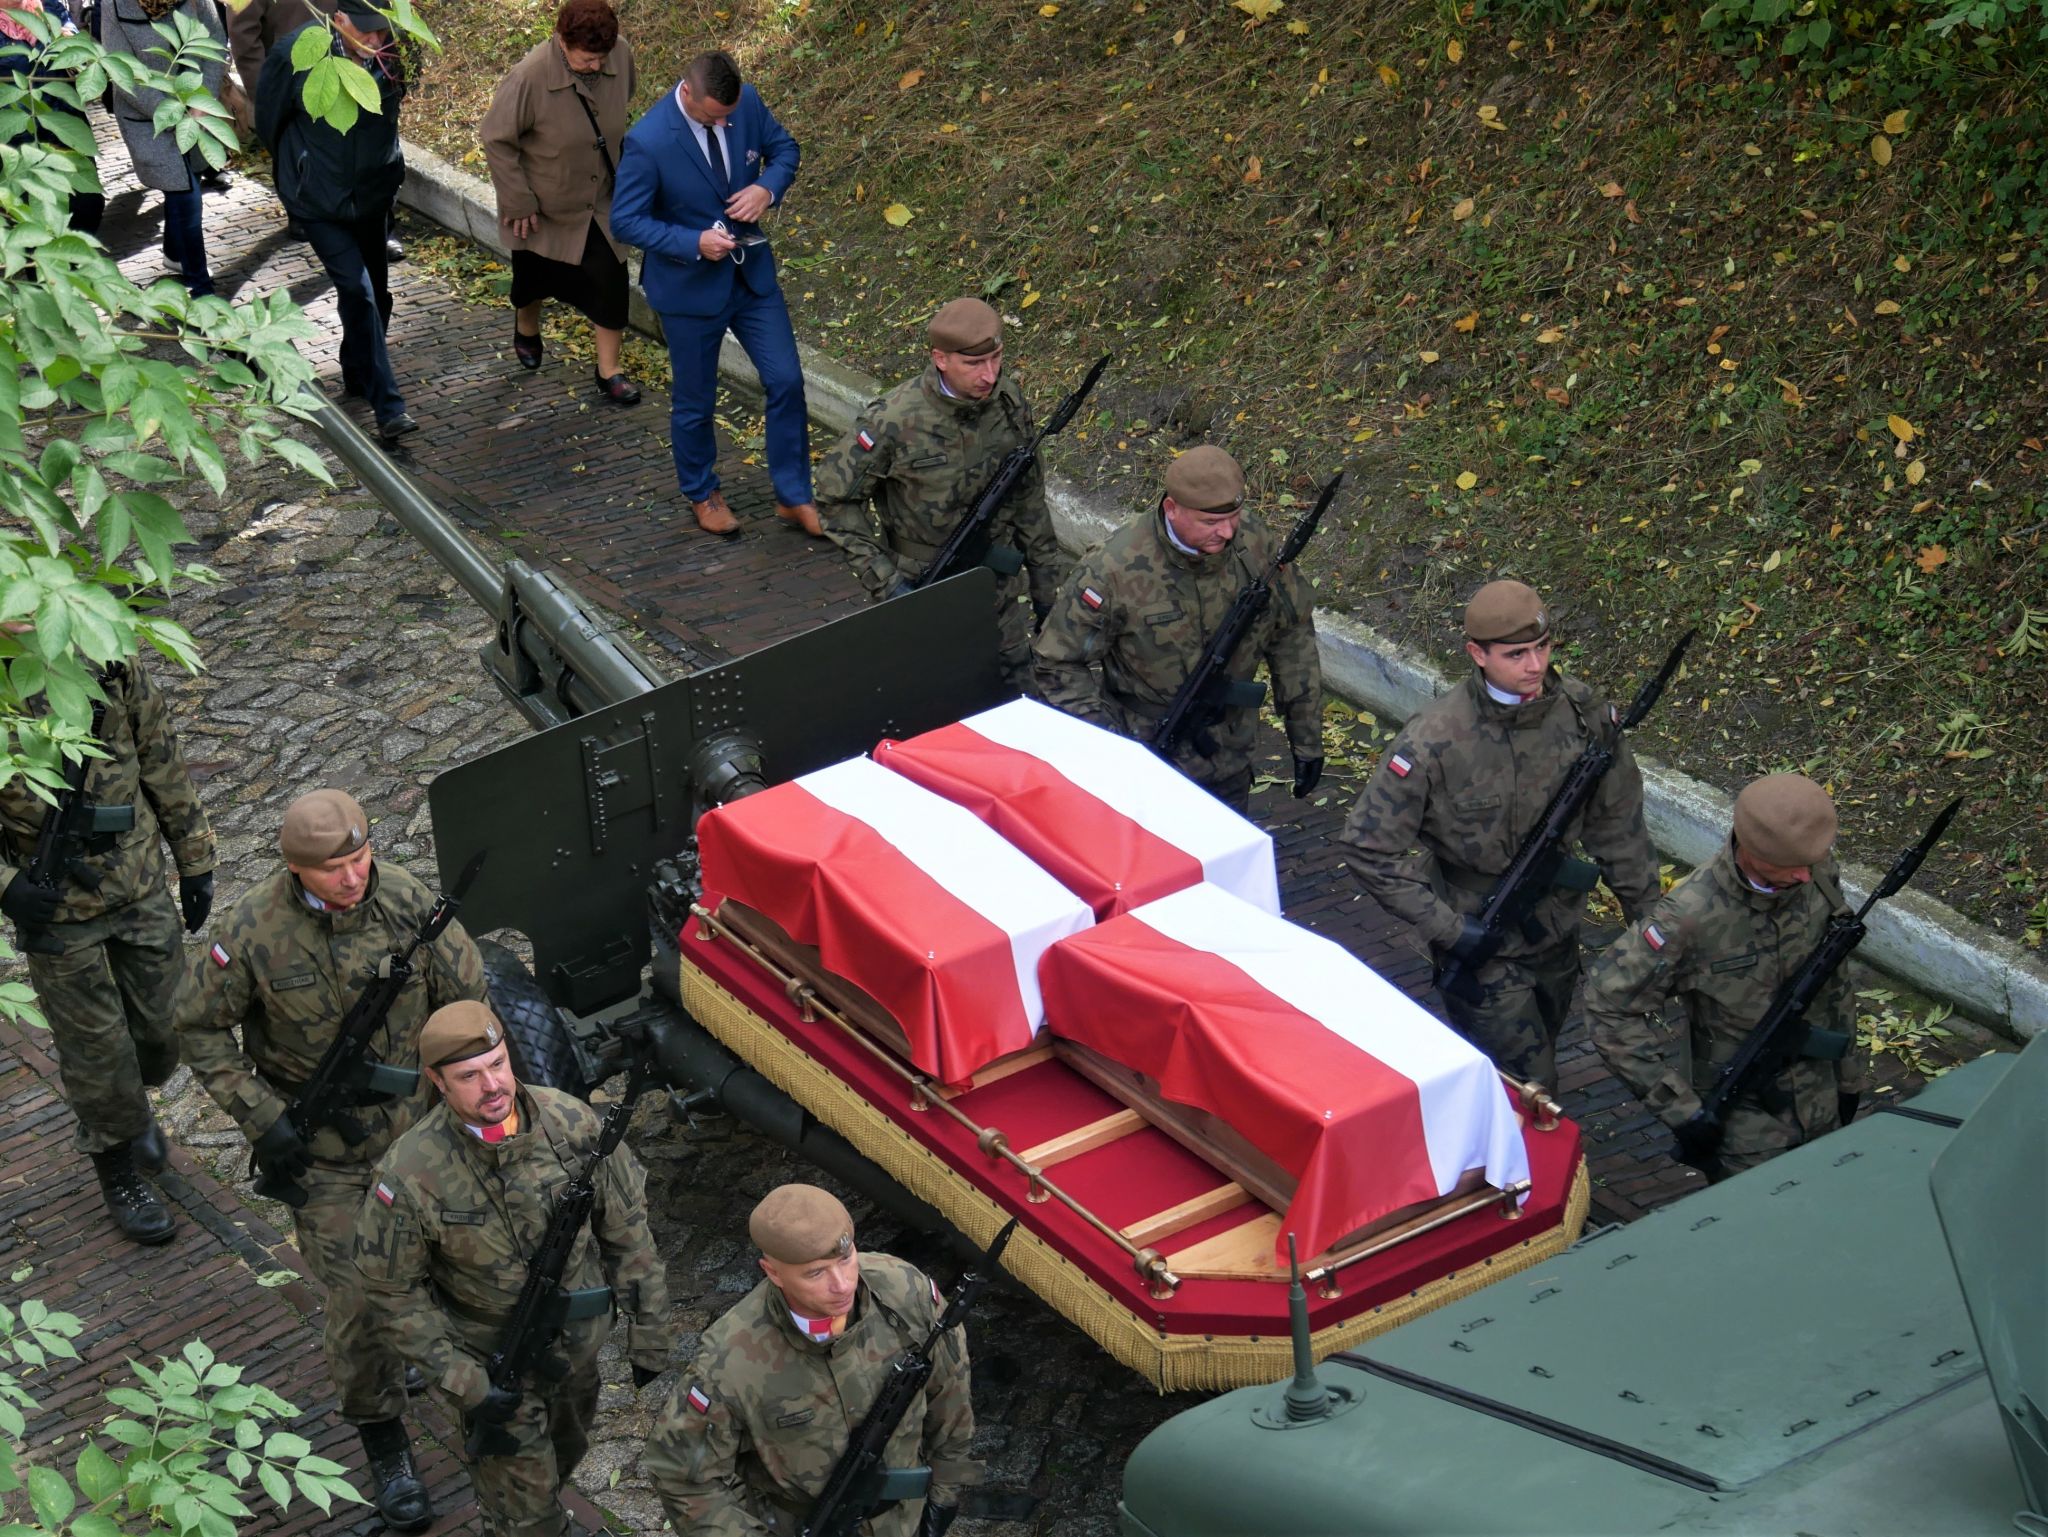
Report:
480,0,639,403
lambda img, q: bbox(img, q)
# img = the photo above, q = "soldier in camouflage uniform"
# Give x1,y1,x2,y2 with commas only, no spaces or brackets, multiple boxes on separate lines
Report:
817,297,1068,692
354,1002,674,1537
0,656,215,1244
1586,773,1867,1178
1033,445,1323,814
644,1183,977,1537
178,788,487,1530
1339,581,1658,1087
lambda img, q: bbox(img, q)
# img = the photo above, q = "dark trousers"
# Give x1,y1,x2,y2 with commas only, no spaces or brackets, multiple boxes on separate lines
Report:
304,207,403,423
161,187,212,297
661,283,810,506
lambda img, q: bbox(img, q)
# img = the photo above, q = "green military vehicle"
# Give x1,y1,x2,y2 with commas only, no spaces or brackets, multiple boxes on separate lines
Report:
1118,1033,2044,1535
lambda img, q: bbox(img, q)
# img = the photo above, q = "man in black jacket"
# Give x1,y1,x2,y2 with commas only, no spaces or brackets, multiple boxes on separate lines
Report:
255,0,416,440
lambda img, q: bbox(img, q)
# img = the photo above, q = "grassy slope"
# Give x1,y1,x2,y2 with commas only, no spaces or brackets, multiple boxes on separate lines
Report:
403,0,2045,944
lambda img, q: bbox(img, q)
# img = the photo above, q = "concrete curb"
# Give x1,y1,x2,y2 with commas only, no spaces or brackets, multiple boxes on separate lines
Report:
395,140,2047,1042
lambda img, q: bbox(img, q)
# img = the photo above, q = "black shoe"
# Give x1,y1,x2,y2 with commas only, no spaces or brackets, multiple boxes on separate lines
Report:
594,370,640,405
385,235,405,263
513,327,542,370
131,1118,169,1174
90,1145,175,1244
284,217,307,242
403,1364,428,1397
198,166,230,191
136,1038,179,1088
357,1420,433,1532
377,411,419,442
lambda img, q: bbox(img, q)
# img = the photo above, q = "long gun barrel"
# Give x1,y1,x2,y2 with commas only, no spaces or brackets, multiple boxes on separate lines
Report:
1436,630,1695,1008
253,849,487,1205
1673,796,1962,1178
1149,472,1341,761
911,355,1111,592
304,401,665,728
466,1057,654,1458
801,1219,1018,1537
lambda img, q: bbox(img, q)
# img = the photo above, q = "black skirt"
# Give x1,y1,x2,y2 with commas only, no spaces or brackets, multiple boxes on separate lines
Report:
509,218,629,330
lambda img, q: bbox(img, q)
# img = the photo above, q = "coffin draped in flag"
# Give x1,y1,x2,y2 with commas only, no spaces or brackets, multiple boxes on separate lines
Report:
874,698,1280,920
1039,883,1531,1262
696,756,1094,1086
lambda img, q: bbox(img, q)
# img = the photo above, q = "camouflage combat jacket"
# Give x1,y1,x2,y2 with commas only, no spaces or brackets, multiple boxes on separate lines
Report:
0,658,215,921
1033,507,1321,781
1340,670,1658,957
816,365,1066,612
644,1255,977,1537
351,1084,674,1405
176,861,486,1163
1584,841,1866,1128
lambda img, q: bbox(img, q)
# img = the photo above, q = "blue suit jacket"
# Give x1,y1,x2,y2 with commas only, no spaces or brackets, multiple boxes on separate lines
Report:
611,84,799,319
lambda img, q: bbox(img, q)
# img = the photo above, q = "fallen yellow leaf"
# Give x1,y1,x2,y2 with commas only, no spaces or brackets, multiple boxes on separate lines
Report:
1883,109,1909,134
1888,413,1915,442
1893,255,1912,273
1763,549,1783,573
1906,458,1926,485
1232,0,1284,21
1537,328,1565,343
1420,350,1440,363
1038,2,1059,13
1874,299,1900,315
1742,143,1762,156
1452,197,1474,220
1454,311,1478,333
1870,134,1893,167
1244,155,1263,183
1456,470,1478,490
1377,62,1401,87
1774,376,1803,405
1599,180,1623,198
1446,38,1463,62
882,202,913,227
897,67,925,90
1286,17,1309,32
1476,104,1499,121
1916,544,1948,573
1020,290,1041,308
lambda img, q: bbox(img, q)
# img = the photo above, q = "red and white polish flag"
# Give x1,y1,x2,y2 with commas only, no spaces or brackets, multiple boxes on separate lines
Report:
1041,883,1530,1261
697,756,1095,1086
875,698,1280,921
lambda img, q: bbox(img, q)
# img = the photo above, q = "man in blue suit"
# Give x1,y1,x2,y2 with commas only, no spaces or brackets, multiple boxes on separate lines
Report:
611,50,819,539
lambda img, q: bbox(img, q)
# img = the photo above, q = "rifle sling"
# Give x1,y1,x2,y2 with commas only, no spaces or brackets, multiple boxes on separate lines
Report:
439,1284,612,1329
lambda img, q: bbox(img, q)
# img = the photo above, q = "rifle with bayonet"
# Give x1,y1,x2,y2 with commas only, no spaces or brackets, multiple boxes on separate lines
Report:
8,696,117,956
908,355,1110,593
1149,471,1342,761
252,849,487,1206
464,1056,654,1458
1436,630,1696,1009
1672,796,1962,1180
800,1218,1018,1537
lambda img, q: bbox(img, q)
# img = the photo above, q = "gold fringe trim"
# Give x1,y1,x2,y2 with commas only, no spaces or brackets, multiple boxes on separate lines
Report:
682,957,1591,1392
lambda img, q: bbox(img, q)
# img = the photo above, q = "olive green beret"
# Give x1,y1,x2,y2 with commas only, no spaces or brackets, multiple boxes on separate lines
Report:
750,1183,855,1265
1733,773,1838,867
280,789,370,864
1163,446,1246,514
927,297,1002,357
1464,580,1550,646
418,1001,507,1069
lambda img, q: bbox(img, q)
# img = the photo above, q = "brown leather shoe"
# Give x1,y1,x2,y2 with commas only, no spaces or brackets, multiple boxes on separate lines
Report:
693,491,740,536
776,501,824,537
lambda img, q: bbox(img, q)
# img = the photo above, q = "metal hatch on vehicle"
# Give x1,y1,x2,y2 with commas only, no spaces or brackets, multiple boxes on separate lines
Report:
1347,1098,1999,1491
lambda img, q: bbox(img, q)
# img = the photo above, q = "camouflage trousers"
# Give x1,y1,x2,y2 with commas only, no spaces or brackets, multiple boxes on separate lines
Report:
996,588,1034,695
25,888,182,1154
1708,1074,1846,1178
294,1160,408,1423
446,1319,603,1537
1437,940,1580,1090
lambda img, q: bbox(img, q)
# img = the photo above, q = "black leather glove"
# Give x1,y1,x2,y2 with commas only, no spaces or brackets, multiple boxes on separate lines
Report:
179,871,213,933
1671,1111,1725,1178
251,1114,312,1184
1290,755,1324,799
918,1502,959,1537
1445,915,1489,964
1836,1091,1860,1128
468,1384,521,1425
2,872,60,928
631,1363,663,1390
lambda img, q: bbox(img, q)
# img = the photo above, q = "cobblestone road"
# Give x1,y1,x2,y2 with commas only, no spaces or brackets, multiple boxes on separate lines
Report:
3,121,2000,1537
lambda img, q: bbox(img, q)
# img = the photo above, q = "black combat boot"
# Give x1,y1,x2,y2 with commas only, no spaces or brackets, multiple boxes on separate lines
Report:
357,1419,433,1532
131,1117,169,1174
89,1145,175,1244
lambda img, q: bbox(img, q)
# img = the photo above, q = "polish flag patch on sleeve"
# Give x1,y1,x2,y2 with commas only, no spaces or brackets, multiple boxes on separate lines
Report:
1644,922,1668,951
1387,752,1413,778
209,942,232,968
686,1384,711,1414
856,429,876,451
1080,587,1104,610
929,1277,943,1307
374,1181,396,1206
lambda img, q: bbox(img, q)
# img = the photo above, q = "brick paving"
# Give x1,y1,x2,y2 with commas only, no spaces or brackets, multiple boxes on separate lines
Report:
0,117,2000,1537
